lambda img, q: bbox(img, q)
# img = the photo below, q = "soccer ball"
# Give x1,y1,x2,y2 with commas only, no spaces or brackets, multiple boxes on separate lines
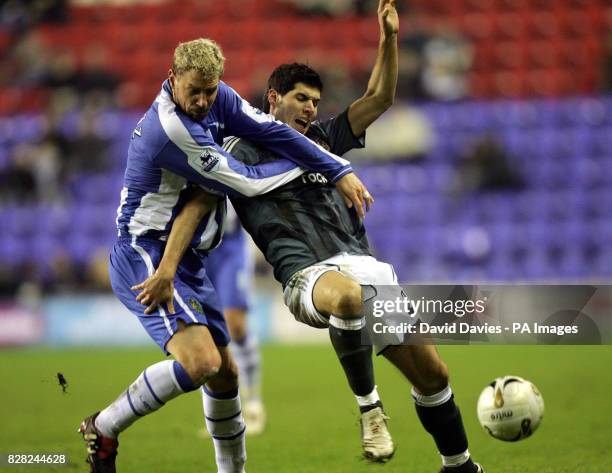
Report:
477,375,544,441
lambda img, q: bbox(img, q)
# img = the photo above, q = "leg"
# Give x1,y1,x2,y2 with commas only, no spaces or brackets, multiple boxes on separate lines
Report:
382,344,448,395
167,320,223,385
95,321,219,439
383,345,480,473
287,267,393,461
225,308,265,434
317,255,481,471
81,321,217,473
226,308,260,395
225,308,248,340
313,271,378,403
207,230,265,434
85,240,246,473
203,347,247,473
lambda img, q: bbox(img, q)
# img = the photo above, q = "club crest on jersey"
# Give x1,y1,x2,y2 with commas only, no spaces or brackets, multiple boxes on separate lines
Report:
199,150,220,172
132,113,146,139
188,297,204,315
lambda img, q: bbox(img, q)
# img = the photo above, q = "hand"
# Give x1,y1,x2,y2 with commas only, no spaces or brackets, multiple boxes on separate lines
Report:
131,269,176,315
378,0,399,38
335,172,374,219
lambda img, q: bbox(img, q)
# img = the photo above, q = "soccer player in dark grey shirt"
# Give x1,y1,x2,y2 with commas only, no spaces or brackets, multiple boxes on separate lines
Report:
135,2,483,471
223,69,482,473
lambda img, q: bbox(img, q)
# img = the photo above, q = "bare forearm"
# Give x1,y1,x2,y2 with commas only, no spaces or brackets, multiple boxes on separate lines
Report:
368,33,398,104
158,211,198,276
366,31,398,100
347,35,397,136
347,0,399,136
365,38,385,96
158,193,218,276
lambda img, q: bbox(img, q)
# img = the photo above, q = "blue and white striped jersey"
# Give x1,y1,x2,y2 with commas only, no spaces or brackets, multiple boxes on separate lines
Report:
116,80,351,251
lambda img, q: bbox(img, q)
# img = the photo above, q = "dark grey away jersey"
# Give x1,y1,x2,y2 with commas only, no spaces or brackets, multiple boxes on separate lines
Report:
225,109,373,286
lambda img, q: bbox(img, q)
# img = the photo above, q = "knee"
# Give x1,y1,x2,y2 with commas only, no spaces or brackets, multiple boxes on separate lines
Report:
419,360,449,395
180,350,222,387
218,356,239,385
332,281,363,317
206,356,239,392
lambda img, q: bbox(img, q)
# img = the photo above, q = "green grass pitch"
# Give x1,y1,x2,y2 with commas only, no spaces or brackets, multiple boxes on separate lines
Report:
1,344,611,472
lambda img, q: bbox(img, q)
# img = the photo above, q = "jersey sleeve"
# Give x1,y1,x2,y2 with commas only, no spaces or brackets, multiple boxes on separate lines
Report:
221,136,263,166
219,82,353,183
317,108,366,156
155,98,305,198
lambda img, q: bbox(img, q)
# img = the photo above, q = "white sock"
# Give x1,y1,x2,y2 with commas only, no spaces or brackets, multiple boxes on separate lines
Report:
202,386,247,473
356,385,381,408
441,450,471,468
329,315,365,330
231,333,261,401
96,360,194,438
411,385,453,407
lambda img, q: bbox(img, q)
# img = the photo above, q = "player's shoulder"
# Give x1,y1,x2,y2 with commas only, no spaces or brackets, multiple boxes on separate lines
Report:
153,85,185,139
155,86,219,150
217,80,233,97
312,109,349,135
127,99,171,159
306,120,332,151
214,80,243,111
211,80,231,107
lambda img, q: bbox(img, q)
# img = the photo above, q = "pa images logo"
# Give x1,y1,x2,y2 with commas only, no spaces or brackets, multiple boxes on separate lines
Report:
188,297,204,315
199,149,220,172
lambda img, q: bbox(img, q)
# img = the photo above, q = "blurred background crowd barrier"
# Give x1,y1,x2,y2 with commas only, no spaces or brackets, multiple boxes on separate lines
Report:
1,0,611,347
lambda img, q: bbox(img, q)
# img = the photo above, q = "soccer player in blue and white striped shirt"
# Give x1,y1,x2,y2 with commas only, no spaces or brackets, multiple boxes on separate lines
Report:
78,38,373,473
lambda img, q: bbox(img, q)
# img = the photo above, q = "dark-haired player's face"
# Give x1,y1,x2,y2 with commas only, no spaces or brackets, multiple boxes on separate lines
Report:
169,69,219,121
272,82,320,134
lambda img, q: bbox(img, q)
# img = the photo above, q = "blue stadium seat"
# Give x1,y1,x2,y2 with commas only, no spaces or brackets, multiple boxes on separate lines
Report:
37,205,72,237
4,206,37,238
70,173,117,204
503,129,536,156
358,165,397,195
72,204,116,238
31,236,63,267
0,237,29,265
499,101,539,129
590,128,612,155
559,98,609,127
64,234,98,264
476,193,516,223
393,165,428,195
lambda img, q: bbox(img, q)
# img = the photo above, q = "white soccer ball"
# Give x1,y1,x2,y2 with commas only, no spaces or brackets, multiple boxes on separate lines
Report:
477,375,544,441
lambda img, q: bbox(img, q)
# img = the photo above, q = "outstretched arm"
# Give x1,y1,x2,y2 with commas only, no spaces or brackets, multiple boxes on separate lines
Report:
347,0,399,137
131,189,220,314
157,90,372,217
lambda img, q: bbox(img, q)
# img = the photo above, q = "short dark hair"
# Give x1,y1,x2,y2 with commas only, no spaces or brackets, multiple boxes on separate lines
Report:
262,63,323,113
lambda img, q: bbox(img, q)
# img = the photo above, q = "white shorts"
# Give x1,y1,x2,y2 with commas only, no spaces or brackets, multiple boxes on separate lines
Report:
283,253,398,329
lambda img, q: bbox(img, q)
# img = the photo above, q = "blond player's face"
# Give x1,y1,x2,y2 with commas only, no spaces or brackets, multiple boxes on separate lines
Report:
169,69,219,122
272,82,320,135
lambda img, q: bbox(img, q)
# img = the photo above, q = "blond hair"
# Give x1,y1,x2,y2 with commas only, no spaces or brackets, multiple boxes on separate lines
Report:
172,38,225,80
